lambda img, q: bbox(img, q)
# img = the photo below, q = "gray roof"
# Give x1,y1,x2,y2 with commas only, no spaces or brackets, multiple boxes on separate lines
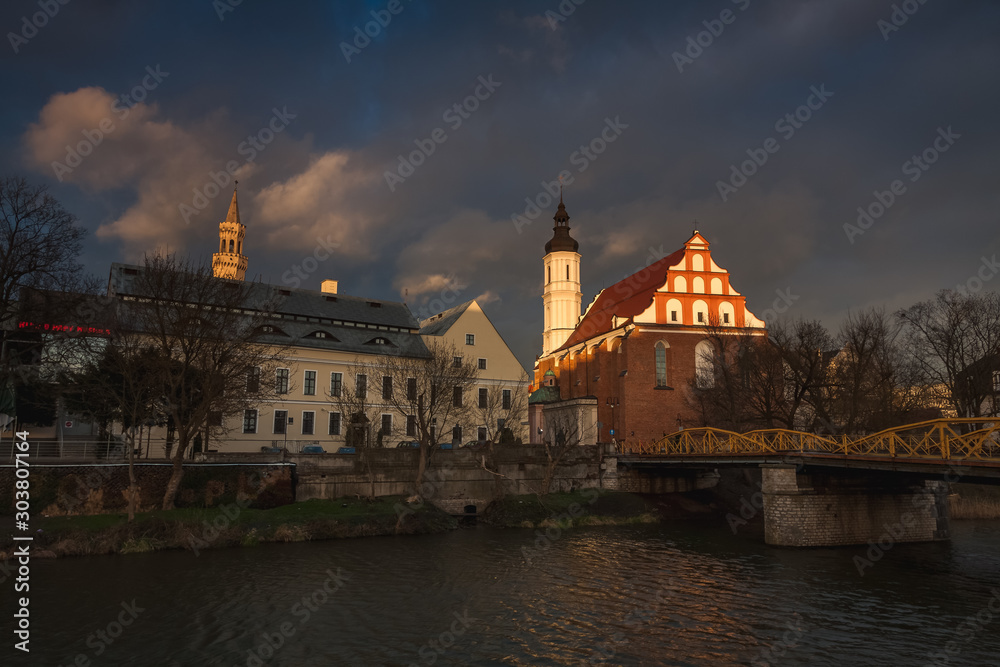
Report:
108,263,430,359
419,301,472,336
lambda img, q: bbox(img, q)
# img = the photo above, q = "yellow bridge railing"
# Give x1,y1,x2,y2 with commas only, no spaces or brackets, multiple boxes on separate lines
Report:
620,418,1000,462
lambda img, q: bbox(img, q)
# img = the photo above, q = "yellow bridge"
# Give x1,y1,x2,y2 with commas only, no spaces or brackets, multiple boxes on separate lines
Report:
620,418,1000,465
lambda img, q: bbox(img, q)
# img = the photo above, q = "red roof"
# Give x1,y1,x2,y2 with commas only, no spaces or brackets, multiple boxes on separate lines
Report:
556,246,685,352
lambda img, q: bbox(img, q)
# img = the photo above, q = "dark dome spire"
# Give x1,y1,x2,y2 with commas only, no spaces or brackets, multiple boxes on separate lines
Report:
545,190,579,254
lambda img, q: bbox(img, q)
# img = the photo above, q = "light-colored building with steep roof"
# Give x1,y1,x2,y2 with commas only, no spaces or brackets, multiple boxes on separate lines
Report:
420,300,530,444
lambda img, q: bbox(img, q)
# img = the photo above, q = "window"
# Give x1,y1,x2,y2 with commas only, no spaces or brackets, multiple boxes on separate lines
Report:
406,377,417,401
566,265,569,280
382,375,393,401
479,387,488,408
466,334,475,345
304,370,317,396
381,414,392,436
276,368,289,394
697,311,704,323
478,426,488,441
995,370,1000,392
671,310,678,322
330,372,343,397
243,409,258,434
329,412,342,436
246,367,260,393
723,313,730,324
452,424,462,442
453,386,463,408
478,358,487,370
655,341,668,388
502,389,511,410
302,411,315,435
406,415,416,437
356,373,367,398
273,410,287,434
696,340,715,389
453,356,462,367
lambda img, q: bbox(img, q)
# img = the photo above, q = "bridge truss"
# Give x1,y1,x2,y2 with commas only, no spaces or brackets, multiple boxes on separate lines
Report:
620,418,1000,463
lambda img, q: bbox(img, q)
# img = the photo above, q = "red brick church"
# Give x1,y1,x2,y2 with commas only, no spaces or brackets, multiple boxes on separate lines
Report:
529,196,766,446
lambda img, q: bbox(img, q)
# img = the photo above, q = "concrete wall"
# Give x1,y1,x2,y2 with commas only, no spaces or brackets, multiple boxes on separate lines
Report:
614,461,719,493
279,445,608,514
1,463,294,516
762,466,950,547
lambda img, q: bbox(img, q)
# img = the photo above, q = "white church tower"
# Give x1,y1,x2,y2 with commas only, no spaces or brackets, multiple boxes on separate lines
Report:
542,193,581,356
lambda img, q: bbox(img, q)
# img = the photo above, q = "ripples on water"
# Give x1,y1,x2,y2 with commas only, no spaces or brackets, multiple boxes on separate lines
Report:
15,520,1000,666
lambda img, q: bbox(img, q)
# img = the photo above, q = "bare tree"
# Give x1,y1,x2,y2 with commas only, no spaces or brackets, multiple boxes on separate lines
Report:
770,319,837,432
120,254,287,509
330,357,393,498
0,176,92,427
828,307,927,433
378,340,479,498
473,371,530,447
66,336,162,520
899,291,1000,420
539,408,598,495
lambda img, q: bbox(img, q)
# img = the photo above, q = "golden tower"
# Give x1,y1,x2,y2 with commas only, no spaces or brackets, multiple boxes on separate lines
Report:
212,186,248,281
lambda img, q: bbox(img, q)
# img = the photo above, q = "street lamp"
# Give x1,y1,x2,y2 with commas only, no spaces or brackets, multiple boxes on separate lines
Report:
606,397,619,443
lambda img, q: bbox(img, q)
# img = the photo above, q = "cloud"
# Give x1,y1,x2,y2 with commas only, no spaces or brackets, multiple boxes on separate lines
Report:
251,151,385,255
23,87,238,255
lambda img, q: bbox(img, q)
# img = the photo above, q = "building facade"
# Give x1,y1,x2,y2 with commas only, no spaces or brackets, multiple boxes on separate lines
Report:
93,195,529,455
420,300,530,444
532,198,766,446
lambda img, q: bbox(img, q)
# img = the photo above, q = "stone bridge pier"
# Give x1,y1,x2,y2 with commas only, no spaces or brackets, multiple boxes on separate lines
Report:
761,465,950,547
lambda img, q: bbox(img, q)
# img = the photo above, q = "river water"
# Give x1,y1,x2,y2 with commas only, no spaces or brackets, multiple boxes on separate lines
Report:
11,518,1000,666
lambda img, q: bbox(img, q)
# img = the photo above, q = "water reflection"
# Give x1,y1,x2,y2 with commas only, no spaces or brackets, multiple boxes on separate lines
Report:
13,519,1000,666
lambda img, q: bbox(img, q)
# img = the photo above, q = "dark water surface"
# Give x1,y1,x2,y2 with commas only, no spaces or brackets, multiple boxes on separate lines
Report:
10,519,1000,666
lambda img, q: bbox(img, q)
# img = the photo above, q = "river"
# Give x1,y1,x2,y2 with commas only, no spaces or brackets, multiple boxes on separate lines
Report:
10,518,1000,666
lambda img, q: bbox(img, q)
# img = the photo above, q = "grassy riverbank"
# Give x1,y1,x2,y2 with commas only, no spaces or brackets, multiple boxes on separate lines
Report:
481,490,662,528
0,496,457,559
950,484,1000,519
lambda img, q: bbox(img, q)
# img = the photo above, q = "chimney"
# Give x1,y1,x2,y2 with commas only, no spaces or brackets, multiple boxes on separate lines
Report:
321,279,338,295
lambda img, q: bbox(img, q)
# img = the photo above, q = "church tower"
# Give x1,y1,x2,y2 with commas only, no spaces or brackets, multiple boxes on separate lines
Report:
212,186,248,281
542,193,581,356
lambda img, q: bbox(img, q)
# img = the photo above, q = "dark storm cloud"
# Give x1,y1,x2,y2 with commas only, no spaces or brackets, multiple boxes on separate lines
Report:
2,0,998,369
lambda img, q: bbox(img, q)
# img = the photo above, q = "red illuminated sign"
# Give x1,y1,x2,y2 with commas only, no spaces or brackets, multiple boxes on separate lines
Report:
18,321,112,336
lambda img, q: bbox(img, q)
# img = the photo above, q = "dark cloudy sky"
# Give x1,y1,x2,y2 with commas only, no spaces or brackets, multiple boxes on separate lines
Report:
2,0,998,370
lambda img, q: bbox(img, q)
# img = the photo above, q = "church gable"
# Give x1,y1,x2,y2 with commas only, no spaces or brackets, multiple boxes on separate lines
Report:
632,231,763,328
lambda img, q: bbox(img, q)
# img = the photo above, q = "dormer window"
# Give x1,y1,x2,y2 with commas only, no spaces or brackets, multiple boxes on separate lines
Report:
365,336,393,346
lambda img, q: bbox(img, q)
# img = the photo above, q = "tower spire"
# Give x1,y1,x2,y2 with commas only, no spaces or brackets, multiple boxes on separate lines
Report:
542,192,582,356
212,185,248,281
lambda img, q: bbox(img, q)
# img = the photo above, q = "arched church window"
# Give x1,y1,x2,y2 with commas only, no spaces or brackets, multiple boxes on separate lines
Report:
229,239,235,252
695,340,715,389
566,265,569,280
655,341,669,388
